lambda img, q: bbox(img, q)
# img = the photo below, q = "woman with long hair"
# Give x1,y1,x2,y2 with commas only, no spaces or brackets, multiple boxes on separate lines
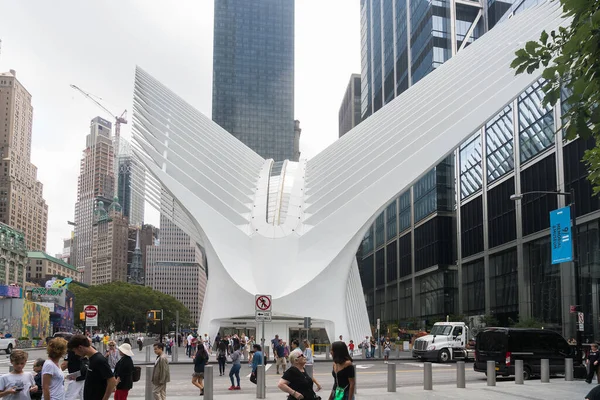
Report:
328,341,355,400
192,340,209,395
217,338,228,376
42,337,68,400
302,340,314,365
228,344,242,391
113,343,135,400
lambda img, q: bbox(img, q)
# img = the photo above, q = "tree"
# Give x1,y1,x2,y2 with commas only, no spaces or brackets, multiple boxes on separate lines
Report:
70,282,192,332
512,317,545,329
480,313,499,327
511,0,600,191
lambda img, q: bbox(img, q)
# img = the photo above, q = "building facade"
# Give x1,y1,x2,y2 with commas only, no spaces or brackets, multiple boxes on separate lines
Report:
117,154,145,227
338,74,362,137
0,222,27,286
26,251,79,286
90,198,128,285
0,70,48,251
73,117,115,274
145,216,207,324
212,0,296,161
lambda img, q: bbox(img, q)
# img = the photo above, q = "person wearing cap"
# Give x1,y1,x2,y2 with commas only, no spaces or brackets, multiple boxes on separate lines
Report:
114,343,135,400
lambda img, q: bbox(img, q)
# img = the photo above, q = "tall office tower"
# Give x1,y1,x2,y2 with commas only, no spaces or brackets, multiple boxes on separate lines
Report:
73,117,115,279
212,0,296,161
359,0,515,120
338,74,362,137
128,229,144,285
117,155,145,227
91,198,128,285
0,70,48,251
146,215,207,324
126,224,155,285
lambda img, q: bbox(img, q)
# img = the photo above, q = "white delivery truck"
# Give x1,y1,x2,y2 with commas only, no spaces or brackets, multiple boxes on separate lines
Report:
412,322,473,363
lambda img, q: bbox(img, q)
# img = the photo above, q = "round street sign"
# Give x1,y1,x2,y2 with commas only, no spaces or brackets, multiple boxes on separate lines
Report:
84,305,98,318
255,295,272,311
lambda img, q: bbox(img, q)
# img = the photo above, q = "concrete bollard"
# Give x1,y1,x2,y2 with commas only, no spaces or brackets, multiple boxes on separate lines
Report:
354,365,358,394
172,341,178,362
457,361,466,388
387,363,396,392
541,359,549,383
326,346,331,360
256,364,266,399
565,358,573,381
487,361,496,386
146,345,151,362
424,362,433,390
362,346,367,359
515,359,524,384
144,366,153,400
305,364,314,378
204,365,213,400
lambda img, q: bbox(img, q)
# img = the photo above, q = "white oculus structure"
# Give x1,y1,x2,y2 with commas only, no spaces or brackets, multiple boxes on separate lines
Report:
131,1,567,342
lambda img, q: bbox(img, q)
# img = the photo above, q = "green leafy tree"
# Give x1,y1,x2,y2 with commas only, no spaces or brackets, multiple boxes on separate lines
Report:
511,0,600,191
480,314,499,327
71,282,192,332
512,317,545,329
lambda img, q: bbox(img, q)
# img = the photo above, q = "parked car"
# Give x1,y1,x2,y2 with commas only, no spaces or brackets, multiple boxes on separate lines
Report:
0,337,16,354
474,327,580,380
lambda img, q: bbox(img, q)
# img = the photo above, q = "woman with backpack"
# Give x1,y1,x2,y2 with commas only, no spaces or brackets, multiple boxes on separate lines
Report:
114,343,136,400
192,342,209,395
217,339,228,376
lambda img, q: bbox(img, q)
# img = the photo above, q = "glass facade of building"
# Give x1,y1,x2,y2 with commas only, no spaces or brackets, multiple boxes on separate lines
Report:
358,1,600,339
212,0,295,161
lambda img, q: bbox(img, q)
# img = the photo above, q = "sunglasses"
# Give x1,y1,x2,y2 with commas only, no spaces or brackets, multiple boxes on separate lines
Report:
297,354,305,358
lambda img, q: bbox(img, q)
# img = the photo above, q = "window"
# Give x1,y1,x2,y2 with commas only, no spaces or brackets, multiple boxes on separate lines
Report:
490,249,518,315
520,154,557,236
486,105,514,183
461,197,484,257
460,133,483,199
462,259,485,314
386,202,397,240
399,191,411,232
519,79,555,163
386,242,397,282
487,178,517,248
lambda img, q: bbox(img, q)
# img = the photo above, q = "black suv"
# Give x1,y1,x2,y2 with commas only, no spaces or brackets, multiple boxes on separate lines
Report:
474,327,579,380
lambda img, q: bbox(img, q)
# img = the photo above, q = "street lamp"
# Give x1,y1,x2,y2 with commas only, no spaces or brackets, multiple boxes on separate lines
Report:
511,189,581,355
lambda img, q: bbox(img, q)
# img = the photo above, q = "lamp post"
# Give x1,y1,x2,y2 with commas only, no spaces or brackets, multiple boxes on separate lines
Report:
511,189,581,355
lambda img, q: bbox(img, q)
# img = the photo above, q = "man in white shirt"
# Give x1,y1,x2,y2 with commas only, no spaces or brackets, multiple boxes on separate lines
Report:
187,334,194,357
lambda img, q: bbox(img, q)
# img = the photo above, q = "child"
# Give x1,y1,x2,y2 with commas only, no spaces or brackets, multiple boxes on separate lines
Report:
0,349,38,399
30,359,44,400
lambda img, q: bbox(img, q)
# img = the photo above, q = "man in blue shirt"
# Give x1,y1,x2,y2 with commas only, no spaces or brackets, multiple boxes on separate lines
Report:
275,339,287,374
251,344,263,373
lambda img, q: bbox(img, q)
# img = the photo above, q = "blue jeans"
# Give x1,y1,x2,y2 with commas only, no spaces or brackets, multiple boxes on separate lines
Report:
229,364,241,387
370,347,376,358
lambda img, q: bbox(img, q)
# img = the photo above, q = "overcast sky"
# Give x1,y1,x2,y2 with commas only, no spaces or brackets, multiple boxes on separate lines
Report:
0,0,361,257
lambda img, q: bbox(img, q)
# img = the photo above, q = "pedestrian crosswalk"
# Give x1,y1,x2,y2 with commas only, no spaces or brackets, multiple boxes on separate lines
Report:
404,362,453,368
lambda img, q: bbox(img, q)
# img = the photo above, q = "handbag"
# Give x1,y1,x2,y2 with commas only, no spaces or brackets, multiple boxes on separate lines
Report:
333,369,348,400
249,371,257,384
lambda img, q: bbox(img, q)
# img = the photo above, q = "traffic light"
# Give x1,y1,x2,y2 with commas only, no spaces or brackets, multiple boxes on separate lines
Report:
147,310,162,321
79,312,85,321
303,317,311,329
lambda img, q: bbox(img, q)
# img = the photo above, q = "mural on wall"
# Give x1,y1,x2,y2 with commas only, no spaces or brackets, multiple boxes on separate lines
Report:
52,291,74,333
21,300,50,340
0,317,21,338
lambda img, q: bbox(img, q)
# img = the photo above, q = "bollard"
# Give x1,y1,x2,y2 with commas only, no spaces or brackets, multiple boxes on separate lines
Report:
387,362,396,392
424,362,432,390
487,361,496,386
353,365,358,395
204,365,214,400
362,346,367,359
457,361,466,388
396,346,400,360
256,364,266,399
144,366,153,400
541,359,549,383
565,358,573,381
326,346,331,360
264,346,270,362
515,359,524,384
305,364,314,378
172,342,178,362
146,345,152,363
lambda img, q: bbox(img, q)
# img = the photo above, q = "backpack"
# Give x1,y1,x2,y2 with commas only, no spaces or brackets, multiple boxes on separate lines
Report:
132,366,141,382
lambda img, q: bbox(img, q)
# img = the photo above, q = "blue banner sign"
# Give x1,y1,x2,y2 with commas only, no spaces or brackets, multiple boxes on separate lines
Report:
550,206,573,264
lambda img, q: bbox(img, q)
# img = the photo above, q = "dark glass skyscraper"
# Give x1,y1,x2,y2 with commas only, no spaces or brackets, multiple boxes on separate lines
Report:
212,0,295,162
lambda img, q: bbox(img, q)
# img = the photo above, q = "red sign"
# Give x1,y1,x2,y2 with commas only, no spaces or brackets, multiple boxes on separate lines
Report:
570,305,577,313
255,295,272,311
84,305,98,318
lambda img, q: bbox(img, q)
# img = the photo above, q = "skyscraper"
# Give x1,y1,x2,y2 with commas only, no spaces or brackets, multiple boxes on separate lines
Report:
73,117,115,279
212,0,296,161
0,70,48,251
91,198,128,285
117,155,145,227
145,215,207,324
338,74,362,137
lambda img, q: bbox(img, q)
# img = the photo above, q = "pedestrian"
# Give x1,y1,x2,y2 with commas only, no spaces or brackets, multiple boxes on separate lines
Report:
0,349,38,399
31,358,44,400
203,334,211,352
275,339,287,374
277,349,322,400
339,335,344,342
302,340,314,365
213,333,221,351
177,334,182,348
43,337,68,400
586,384,600,400
240,334,248,362
186,333,194,357
104,341,120,371
383,338,392,363
192,340,208,396
137,335,144,352
62,346,87,400
290,339,300,352
587,343,600,384
228,345,242,391
348,340,355,355
250,344,263,384
123,338,131,346
113,343,135,400
362,336,370,358
216,339,228,377
329,341,355,400
68,335,116,400
369,336,376,359
151,343,170,400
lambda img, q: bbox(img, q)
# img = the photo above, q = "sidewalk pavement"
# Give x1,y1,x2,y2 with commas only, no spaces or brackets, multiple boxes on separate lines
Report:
126,380,596,399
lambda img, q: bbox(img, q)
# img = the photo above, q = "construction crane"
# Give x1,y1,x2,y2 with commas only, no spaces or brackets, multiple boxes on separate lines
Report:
70,84,127,139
